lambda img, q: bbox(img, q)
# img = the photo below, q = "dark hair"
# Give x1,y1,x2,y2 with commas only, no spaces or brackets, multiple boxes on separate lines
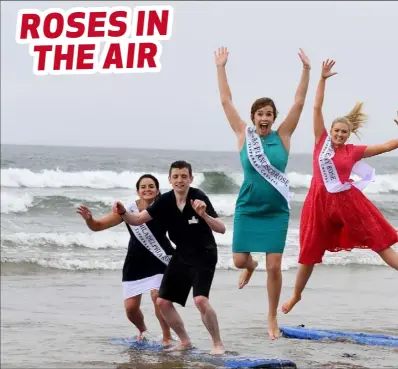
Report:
136,174,161,197
250,97,278,123
168,160,193,177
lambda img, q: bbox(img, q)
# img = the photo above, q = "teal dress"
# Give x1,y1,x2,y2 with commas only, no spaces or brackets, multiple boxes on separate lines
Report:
232,130,290,254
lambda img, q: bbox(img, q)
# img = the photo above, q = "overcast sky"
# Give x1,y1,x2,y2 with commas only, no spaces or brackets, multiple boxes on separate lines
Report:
1,1,397,153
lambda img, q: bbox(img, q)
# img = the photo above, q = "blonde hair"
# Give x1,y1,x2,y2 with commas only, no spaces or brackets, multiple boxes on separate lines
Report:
332,102,368,138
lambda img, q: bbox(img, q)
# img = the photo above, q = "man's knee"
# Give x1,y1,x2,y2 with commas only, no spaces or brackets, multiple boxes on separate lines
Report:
156,297,173,310
193,295,209,313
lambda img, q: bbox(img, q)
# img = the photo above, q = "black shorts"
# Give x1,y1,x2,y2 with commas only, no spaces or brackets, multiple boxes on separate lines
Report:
158,251,217,307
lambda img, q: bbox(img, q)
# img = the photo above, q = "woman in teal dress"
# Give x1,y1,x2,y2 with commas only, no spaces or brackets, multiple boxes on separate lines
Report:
215,46,311,339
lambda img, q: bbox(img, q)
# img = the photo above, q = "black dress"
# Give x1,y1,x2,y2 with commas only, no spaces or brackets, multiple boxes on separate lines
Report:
121,202,174,299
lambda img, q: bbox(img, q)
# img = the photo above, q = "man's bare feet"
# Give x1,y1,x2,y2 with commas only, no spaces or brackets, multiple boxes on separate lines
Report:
164,341,192,352
281,295,301,314
238,260,258,289
268,315,280,340
210,343,225,355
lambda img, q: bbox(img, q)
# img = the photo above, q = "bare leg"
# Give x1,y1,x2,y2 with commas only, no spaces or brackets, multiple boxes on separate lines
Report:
193,296,225,355
124,295,147,339
282,264,315,314
150,290,172,346
377,247,398,270
265,254,283,340
156,298,192,351
233,252,259,289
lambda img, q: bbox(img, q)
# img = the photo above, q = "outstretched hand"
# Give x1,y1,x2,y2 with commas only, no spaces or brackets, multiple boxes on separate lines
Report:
321,59,337,80
214,47,229,67
394,111,398,125
112,201,126,215
190,199,207,217
77,205,92,220
298,48,311,70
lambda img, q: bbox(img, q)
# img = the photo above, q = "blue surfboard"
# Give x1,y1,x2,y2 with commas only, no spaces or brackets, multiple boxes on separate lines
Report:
111,337,297,368
280,325,398,347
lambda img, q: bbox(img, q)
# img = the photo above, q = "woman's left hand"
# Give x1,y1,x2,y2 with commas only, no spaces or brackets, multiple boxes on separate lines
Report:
298,48,311,70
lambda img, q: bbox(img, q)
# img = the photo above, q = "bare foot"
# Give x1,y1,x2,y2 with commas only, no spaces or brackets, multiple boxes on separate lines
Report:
137,330,147,342
164,341,192,352
210,343,225,355
238,260,258,289
281,295,301,314
268,316,280,340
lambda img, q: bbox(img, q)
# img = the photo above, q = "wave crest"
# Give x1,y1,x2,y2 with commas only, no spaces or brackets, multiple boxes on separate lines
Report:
2,168,398,194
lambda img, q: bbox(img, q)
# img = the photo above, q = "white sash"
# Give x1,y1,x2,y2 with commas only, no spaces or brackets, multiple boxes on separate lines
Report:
318,134,375,193
245,126,291,206
128,202,171,266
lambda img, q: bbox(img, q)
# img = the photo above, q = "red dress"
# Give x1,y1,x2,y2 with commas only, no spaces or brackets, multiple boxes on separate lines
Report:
299,129,398,264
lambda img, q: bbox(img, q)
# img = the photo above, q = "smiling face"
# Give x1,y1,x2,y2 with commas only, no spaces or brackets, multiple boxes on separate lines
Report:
330,121,350,146
136,177,159,202
169,168,193,194
253,105,275,136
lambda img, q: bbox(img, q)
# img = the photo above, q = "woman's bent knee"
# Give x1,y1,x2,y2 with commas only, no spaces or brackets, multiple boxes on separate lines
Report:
124,296,141,315
233,253,250,269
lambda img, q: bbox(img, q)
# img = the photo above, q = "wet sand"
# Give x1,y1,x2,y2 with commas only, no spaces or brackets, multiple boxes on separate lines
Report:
1,263,397,368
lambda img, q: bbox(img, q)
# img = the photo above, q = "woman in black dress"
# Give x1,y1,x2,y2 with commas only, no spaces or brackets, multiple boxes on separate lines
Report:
77,174,174,346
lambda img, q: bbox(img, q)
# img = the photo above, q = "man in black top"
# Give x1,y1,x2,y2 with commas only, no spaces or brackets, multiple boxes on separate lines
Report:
113,160,226,355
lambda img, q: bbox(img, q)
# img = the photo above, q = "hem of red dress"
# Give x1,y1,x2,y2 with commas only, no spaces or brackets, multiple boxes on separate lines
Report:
327,235,398,254
299,236,398,265
298,259,323,265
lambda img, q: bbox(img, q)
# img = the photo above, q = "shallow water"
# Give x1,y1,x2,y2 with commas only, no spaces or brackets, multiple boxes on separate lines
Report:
2,265,397,369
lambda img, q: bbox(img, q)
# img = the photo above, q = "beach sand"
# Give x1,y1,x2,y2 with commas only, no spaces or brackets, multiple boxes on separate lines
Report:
1,263,397,369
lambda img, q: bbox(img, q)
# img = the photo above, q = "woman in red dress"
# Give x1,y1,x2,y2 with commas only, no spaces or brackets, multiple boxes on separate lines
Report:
282,60,398,314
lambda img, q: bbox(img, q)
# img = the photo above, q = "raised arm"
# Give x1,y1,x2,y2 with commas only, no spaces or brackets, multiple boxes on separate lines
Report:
313,60,338,144
363,115,398,158
362,139,398,158
277,49,311,142
77,205,123,231
215,47,246,143
112,201,152,226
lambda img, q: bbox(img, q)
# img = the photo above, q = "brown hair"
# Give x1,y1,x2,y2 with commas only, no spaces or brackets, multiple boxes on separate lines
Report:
332,102,367,138
169,160,193,177
250,97,278,123
136,174,161,199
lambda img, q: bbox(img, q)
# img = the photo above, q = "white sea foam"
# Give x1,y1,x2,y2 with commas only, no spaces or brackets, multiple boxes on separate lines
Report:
2,231,396,271
2,168,398,194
